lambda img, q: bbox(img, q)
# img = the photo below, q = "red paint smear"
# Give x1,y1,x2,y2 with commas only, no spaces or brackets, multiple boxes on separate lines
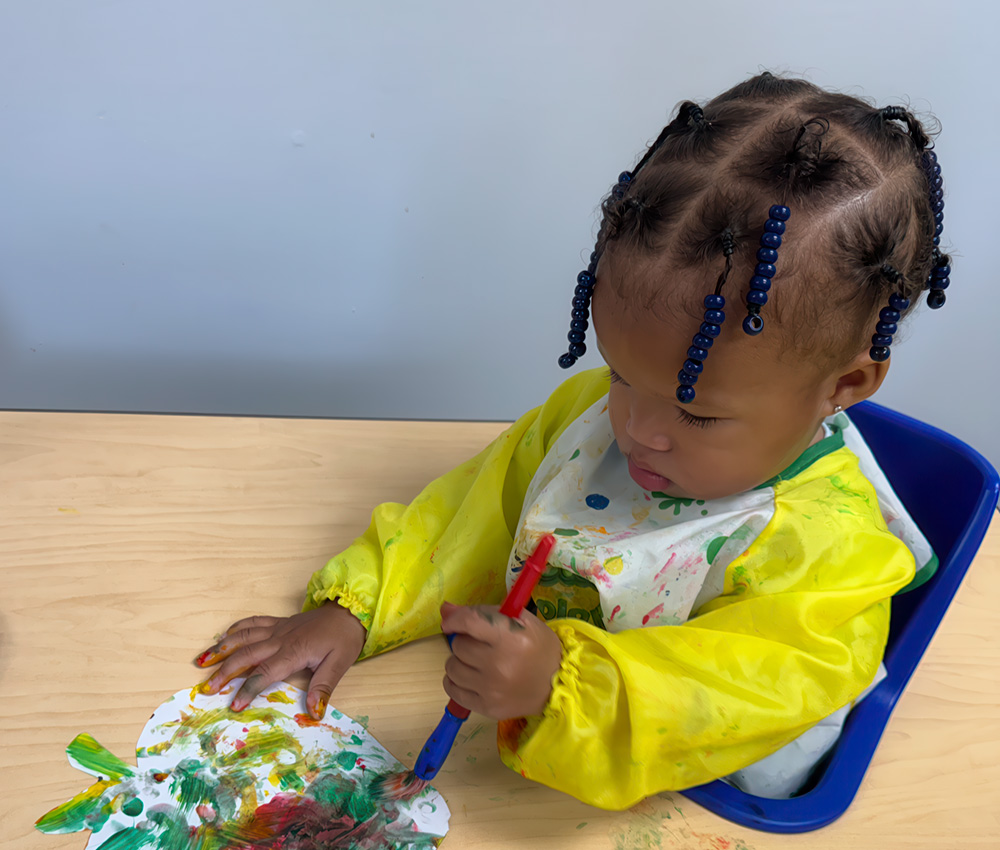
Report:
642,604,664,626
194,650,213,666
234,740,246,750
228,793,378,848
196,803,217,823
609,605,621,622
293,713,323,728
152,772,168,782
497,716,528,753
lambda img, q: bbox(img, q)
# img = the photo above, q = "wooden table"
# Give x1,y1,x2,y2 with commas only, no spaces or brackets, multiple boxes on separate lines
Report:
2,411,997,850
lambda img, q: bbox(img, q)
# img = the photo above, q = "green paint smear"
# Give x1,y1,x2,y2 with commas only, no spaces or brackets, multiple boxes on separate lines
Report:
553,528,580,536
146,808,192,850
35,780,118,833
96,826,157,850
706,535,728,565
333,750,359,771
121,797,144,817
67,733,135,780
170,759,214,813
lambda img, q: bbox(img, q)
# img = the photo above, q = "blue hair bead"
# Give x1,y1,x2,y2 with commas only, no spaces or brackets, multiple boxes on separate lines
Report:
875,321,898,336
888,293,910,311
870,345,890,362
568,341,586,357
687,346,709,361
577,271,595,286
928,289,946,309
682,359,704,375
879,307,901,323
568,330,585,344
703,309,726,325
871,333,893,347
570,319,588,332
699,322,722,337
572,307,589,320
571,295,589,309
677,370,698,386
574,284,591,298
587,261,597,274
742,204,791,336
704,294,725,309
692,333,715,349
676,386,696,403
933,264,951,279
618,171,632,184
558,353,577,368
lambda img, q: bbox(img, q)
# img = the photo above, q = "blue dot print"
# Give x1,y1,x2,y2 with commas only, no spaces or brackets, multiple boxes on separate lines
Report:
586,493,610,510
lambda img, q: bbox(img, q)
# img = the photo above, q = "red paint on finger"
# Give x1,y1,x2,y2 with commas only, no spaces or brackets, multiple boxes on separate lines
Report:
195,650,215,667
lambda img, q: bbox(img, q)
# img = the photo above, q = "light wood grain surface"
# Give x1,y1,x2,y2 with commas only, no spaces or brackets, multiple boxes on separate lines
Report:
2,410,998,850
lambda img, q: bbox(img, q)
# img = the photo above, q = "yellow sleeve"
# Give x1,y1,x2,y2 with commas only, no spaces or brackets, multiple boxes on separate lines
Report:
303,368,610,658
498,449,916,810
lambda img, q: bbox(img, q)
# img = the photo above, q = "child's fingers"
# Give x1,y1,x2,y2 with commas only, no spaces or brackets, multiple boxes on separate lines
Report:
439,604,504,645
441,674,481,715
195,627,273,666
201,640,280,695
305,648,356,720
223,615,281,637
444,653,482,692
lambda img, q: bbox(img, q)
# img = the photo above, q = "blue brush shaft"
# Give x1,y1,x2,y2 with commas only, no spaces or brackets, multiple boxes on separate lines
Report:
413,705,468,780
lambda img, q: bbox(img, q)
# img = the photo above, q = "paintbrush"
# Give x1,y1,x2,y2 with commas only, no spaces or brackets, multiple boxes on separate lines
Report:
371,533,557,803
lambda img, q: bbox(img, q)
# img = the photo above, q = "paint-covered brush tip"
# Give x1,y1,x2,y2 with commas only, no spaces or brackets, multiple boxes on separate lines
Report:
370,769,430,803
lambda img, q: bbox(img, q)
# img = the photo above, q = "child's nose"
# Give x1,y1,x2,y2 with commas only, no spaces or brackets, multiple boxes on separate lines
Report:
625,401,673,452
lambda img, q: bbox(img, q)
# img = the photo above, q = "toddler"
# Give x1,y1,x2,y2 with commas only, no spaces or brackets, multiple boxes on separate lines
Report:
195,72,946,808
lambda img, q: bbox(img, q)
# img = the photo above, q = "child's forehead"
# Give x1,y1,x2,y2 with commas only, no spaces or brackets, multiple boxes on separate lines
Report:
591,271,827,404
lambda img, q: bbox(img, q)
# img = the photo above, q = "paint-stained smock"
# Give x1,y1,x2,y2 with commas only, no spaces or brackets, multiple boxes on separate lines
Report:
303,368,933,810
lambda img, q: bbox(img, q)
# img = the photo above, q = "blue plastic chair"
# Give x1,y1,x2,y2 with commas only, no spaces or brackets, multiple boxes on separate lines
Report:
679,399,1000,833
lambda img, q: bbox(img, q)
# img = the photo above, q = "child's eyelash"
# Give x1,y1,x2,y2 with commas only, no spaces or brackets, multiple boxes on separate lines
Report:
676,408,717,429
608,368,717,428
606,367,628,385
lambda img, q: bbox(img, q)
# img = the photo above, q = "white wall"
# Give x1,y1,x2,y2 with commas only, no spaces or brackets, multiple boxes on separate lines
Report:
1,1,997,470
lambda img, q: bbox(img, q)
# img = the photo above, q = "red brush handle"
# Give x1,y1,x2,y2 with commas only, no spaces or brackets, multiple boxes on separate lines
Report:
447,533,556,720
500,533,556,617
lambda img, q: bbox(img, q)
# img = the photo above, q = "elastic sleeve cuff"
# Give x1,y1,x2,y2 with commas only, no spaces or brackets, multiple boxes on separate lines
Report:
302,583,373,631
542,626,584,723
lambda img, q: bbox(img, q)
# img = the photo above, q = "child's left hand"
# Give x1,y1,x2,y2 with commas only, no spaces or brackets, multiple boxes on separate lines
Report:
439,601,562,720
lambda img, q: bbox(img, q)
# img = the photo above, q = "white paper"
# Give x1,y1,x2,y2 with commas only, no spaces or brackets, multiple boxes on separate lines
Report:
36,678,450,849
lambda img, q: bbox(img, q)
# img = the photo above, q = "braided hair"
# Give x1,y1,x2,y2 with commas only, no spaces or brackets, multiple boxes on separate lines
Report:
559,72,950,376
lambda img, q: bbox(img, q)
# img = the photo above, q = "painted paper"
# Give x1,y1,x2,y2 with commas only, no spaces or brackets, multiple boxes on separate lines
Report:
36,679,449,849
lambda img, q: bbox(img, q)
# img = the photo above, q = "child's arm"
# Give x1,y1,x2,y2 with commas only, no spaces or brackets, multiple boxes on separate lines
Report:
497,476,916,810
196,368,610,714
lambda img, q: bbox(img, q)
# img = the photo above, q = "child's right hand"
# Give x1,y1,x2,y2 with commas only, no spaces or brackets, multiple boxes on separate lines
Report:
193,600,367,719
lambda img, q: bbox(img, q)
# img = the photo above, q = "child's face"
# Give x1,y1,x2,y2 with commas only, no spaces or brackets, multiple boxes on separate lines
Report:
591,271,841,501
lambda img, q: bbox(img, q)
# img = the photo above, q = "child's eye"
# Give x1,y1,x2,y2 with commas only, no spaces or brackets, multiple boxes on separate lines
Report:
676,408,718,429
606,367,629,386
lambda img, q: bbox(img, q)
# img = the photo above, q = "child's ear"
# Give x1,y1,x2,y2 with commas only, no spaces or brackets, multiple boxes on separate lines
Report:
828,350,891,413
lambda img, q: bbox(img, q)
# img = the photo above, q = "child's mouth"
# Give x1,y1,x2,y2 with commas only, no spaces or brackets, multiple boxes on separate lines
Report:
627,456,673,492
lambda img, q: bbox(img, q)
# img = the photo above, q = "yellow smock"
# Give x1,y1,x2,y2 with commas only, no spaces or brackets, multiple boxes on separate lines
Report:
303,368,915,809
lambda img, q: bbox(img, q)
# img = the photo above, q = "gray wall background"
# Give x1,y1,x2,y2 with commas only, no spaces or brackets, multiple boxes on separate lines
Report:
2,1,997,470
